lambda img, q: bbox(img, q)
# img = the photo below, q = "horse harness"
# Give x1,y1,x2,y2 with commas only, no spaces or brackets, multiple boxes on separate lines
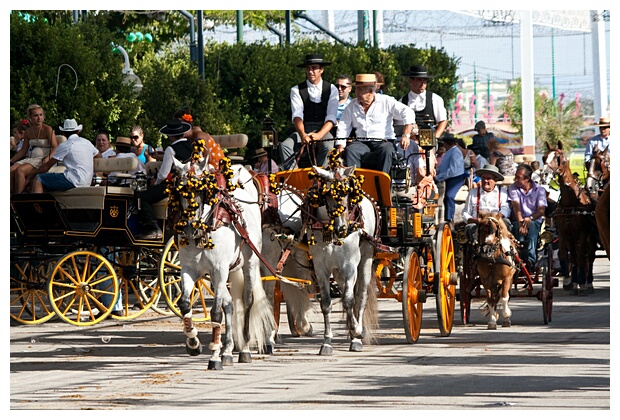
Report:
476,217,517,268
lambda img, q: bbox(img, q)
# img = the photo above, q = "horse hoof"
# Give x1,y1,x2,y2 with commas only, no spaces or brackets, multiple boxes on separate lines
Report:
487,323,497,330
502,320,511,327
186,344,203,356
221,355,234,366
349,341,363,352
264,344,274,354
319,344,333,356
208,359,223,370
238,352,252,363
303,324,314,337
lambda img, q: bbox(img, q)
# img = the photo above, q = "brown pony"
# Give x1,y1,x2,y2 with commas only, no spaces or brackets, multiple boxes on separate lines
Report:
476,212,518,329
588,145,610,259
542,141,598,293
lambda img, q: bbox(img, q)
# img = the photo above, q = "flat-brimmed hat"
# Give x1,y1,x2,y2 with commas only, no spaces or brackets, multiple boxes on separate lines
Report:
439,132,458,143
594,117,610,127
354,74,377,86
115,136,132,147
297,53,331,68
58,119,83,132
403,65,434,79
253,148,268,159
475,164,504,181
159,119,192,136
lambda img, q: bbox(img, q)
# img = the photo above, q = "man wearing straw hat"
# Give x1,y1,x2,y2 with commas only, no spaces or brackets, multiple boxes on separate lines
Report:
253,148,278,174
335,73,418,175
279,53,339,170
584,116,610,169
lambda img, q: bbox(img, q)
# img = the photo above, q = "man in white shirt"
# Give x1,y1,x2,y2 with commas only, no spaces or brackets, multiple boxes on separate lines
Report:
584,116,610,169
279,53,338,170
29,119,100,192
336,74,417,175
462,164,511,241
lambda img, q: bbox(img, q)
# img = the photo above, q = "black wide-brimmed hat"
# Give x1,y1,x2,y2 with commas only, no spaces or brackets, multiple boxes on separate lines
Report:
159,119,192,136
403,65,434,79
297,53,332,68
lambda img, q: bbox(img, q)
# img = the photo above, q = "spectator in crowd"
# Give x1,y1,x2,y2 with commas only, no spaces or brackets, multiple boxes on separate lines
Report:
584,116,610,169
335,74,353,122
434,133,466,225
279,53,338,170
530,160,542,183
253,148,278,174
95,129,116,158
374,71,385,94
508,163,548,273
10,119,30,157
487,137,516,177
471,120,494,159
106,136,147,185
10,104,57,194
130,125,155,164
28,119,100,193
467,144,489,186
335,73,417,175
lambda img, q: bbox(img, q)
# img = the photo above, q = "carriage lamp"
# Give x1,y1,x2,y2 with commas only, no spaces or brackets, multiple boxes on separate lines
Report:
417,115,436,150
540,229,556,244
261,118,278,149
131,172,148,192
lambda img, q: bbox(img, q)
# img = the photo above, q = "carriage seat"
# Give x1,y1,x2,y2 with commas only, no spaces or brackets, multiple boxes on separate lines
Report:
50,158,138,209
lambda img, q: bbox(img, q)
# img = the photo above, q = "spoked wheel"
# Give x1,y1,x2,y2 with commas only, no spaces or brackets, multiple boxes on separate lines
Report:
459,243,477,325
158,237,213,321
541,243,554,324
401,249,424,344
10,260,56,325
435,223,457,337
48,251,119,326
106,248,160,320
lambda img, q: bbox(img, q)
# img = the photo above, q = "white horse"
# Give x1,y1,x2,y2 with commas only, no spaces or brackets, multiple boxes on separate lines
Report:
168,155,274,370
302,159,379,355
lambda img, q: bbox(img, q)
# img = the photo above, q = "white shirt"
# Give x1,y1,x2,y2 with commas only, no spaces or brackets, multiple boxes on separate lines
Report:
406,90,448,123
290,79,339,126
584,133,610,162
156,138,188,185
101,148,117,158
335,93,416,147
53,134,99,187
462,185,511,221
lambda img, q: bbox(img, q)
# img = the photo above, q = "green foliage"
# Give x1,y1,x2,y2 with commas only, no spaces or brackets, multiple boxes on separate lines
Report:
500,79,584,153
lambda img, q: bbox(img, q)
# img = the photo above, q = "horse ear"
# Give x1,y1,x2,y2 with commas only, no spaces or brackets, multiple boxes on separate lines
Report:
557,140,563,150
343,166,356,178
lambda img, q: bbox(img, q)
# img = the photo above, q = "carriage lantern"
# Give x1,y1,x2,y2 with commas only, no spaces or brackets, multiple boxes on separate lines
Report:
261,118,278,149
131,172,148,192
417,114,436,150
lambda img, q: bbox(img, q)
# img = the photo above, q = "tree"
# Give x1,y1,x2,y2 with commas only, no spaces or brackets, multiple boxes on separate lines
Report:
500,79,583,153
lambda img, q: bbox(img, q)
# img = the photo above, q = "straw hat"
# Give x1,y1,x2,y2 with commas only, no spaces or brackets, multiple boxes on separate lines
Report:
594,117,610,127
253,148,268,159
353,74,377,86
475,164,504,181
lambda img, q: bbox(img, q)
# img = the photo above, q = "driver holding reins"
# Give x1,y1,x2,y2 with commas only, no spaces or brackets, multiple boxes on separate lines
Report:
462,164,512,241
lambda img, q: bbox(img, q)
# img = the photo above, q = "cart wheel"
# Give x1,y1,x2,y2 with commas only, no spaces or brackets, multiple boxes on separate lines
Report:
10,260,56,325
107,248,159,320
435,223,457,336
541,243,554,324
402,249,423,344
459,243,476,325
48,251,119,326
158,237,213,322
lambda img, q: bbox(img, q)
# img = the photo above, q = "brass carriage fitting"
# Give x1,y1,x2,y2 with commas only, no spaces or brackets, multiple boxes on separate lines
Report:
413,211,422,238
456,229,468,244
540,230,556,244
388,207,397,237
131,172,148,192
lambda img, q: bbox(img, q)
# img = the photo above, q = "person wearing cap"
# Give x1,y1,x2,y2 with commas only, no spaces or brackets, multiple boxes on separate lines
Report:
29,118,101,193
434,133,466,224
279,53,339,170
462,164,511,241
253,148,278,174
399,65,448,140
134,119,194,240
471,121,494,160
508,163,548,273
584,116,610,168
335,73,417,175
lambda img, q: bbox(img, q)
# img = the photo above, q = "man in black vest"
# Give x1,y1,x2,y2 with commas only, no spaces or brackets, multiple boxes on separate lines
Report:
401,65,448,140
136,119,193,240
279,53,338,170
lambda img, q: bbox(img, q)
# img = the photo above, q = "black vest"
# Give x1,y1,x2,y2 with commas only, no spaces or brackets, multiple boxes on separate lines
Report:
170,139,193,162
401,90,435,125
298,81,332,124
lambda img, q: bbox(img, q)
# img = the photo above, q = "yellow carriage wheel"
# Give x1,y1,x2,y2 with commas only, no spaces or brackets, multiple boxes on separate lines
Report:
435,223,457,337
10,260,56,325
48,251,119,327
158,237,213,322
401,249,424,344
108,248,159,320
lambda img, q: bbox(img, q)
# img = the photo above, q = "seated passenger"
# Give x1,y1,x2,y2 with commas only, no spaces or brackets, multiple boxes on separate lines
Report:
335,73,417,175
461,164,511,242
28,119,100,193
107,136,147,185
508,163,547,272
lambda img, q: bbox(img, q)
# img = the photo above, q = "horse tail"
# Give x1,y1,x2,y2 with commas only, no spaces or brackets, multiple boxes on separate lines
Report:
363,280,379,345
281,282,313,332
229,269,246,351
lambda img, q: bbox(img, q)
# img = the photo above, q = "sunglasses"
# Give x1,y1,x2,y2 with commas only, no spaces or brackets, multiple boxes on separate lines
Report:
130,135,140,140
335,84,350,90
